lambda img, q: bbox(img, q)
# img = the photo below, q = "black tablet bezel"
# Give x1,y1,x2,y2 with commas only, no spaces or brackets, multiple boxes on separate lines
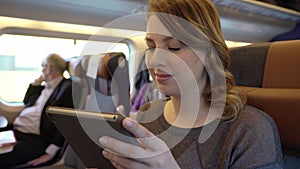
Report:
46,106,138,169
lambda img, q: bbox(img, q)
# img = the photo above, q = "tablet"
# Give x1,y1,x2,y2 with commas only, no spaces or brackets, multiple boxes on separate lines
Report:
46,106,138,169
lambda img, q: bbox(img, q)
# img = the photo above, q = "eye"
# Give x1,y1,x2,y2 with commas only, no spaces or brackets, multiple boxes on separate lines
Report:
168,40,184,51
145,46,155,55
146,46,155,51
168,47,180,51
145,40,155,51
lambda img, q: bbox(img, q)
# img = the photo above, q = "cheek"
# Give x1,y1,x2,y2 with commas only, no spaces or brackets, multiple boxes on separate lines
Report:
43,68,50,75
41,66,46,72
148,68,155,80
191,58,204,72
189,60,205,81
176,52,205,80
186,50,205,73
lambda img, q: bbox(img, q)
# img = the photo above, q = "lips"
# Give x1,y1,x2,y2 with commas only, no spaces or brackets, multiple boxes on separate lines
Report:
155,72,172,83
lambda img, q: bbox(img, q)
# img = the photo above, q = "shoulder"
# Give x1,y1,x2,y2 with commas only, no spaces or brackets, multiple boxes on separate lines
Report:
233,105,279,134
60,78,72,87
225,105,280,142
62,78,72,84
221,105,282,155
221,106,284,167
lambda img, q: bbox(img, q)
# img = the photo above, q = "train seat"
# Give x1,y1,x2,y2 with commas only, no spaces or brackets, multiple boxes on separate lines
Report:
229,40,300,168
58,52,130,169
71,52,130,114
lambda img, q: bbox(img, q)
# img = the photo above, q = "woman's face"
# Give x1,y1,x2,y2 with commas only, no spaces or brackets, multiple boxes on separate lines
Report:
145,15,207,97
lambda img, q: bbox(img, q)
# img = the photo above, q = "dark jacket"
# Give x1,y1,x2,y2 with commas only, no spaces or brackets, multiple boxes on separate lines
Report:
23,78,73,147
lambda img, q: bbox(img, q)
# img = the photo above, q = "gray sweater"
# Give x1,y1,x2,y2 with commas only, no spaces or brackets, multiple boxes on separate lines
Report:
137,99,284,169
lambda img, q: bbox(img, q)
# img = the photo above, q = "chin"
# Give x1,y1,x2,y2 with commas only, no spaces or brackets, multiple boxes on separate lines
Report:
156,85,176,97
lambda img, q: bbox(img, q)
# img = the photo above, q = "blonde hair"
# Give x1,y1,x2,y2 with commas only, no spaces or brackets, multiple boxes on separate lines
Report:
45,53,66,74
148,0,246,121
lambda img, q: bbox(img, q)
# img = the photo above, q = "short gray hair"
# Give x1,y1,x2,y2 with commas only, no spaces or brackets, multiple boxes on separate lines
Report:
45,53,66,74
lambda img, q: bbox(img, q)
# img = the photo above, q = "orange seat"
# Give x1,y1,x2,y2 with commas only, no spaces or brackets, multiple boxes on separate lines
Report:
230,40,300,167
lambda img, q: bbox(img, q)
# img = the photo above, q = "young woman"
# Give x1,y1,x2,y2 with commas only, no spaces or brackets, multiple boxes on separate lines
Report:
99,0,284,168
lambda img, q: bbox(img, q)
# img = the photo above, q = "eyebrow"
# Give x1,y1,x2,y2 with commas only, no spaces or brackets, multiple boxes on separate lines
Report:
145,36,175,43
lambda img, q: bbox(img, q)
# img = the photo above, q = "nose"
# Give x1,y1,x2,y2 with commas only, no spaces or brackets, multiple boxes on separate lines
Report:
41,66,46,73
146,48,165,68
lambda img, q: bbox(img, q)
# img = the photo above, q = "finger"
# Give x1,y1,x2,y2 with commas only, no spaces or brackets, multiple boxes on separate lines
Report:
103,149,148,169
122,118,154,138
99,136,146,158
27,154,52,166
122,118,168,152
100,135,169,162
27,159,39,166
100,135,169,160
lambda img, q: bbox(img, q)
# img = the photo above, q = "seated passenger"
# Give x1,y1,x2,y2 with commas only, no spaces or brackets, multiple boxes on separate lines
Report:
0,53,73,168
98,0,284,168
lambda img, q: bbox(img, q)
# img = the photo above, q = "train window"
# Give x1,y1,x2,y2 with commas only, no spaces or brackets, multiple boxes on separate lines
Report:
225,41,251,48
0,34,129,102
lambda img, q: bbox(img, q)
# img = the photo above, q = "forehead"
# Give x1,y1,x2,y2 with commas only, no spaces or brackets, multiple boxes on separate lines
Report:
147,14,172,37
42,58,49,63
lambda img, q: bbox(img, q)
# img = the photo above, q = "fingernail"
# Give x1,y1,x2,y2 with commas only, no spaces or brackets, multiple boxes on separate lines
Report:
125,118,133,127
99,137,108,145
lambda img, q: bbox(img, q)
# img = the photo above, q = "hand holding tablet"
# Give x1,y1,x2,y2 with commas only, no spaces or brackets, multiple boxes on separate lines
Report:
99,118,180,169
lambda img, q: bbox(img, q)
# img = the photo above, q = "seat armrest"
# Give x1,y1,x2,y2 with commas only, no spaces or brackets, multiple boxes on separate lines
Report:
0,99,25,124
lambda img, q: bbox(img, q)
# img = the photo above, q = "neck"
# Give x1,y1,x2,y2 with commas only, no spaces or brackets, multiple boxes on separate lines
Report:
45,73,62,82
164,94,217,128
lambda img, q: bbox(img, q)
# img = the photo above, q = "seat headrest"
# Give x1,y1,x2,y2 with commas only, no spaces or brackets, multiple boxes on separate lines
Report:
66,57,81,78
263,40,300,88
80,52,126,80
